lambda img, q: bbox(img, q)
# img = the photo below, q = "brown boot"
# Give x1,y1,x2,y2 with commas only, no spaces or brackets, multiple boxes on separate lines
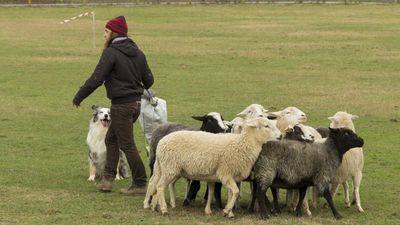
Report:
120,185,147,195
96,178,113,192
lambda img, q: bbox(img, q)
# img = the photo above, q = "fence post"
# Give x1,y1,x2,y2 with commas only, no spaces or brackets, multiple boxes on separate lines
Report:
28,0,32,6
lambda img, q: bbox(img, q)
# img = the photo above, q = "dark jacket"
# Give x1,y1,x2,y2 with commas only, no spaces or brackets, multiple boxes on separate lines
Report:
73,37,154,105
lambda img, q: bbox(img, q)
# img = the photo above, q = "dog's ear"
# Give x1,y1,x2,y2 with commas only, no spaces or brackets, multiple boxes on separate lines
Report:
92,105,99,122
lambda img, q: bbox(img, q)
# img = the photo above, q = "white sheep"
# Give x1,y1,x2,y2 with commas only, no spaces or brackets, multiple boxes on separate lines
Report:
236,103,269,119
313,111,364,212
143,117,281,218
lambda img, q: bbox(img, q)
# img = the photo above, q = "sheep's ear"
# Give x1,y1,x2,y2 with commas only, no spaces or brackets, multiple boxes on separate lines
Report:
92,105,99,110
284,125,294,133
246,119,258,128
236,109,248,117
328,116,337,122
328,127,338,134
224,121,234,127
267,111,281,119
351,114,359,120
192,116,205,122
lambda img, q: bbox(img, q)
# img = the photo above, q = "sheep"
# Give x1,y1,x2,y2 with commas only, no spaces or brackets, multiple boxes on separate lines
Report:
267,106,322,215
148,112,228,208
253,127,364,220
283,124,315,143
236,103,268,119
143,116,282,218
149,112,228,176
313,112,365,212
247,123,315,213
191,104,268,210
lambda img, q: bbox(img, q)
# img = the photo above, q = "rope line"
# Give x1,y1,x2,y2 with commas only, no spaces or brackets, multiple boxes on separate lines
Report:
60,12,94,24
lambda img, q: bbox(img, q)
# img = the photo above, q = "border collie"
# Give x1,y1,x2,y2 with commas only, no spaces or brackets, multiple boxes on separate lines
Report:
87,105,130,181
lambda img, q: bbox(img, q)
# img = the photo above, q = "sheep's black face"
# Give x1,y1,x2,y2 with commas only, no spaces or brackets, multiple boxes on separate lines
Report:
285,125,305,142
284,125,314,143
329,127,364,154
192,112,227,134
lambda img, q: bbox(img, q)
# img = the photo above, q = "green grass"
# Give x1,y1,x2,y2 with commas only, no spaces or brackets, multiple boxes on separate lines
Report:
0,4,400,225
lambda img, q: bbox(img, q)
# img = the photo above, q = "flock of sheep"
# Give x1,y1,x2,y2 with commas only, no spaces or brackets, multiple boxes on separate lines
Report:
142,104,365,220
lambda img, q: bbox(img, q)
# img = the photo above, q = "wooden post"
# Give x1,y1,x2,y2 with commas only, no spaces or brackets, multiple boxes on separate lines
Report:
28,0,32,6
92,12,96,48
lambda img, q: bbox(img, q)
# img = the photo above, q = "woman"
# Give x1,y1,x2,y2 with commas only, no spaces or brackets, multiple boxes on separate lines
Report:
73,16,154,195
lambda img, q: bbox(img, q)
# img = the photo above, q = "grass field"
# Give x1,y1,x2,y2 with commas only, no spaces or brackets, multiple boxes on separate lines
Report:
0,4,399,225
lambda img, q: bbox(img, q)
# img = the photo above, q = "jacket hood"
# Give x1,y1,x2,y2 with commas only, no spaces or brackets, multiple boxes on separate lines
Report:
110,37,138,57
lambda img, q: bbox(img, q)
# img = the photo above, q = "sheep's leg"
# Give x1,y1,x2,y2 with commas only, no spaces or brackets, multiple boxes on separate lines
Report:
156,174,177,216
353,172,364,212
144,164,161,209
312,187,320,208
168,178,179,208
343,181,351,208
234,182,241,209
256,183,271,219
271,187,281,214
330,179,340,198
248,180,258,212
285,190,291,209
184,180,200,206
323,189,343,220
286,190,296,212
214,182,223,209
295,187,307,217
205,182,215,215
302,188,312,216
151,193,159,211
222,178,239,218
182,179,192,207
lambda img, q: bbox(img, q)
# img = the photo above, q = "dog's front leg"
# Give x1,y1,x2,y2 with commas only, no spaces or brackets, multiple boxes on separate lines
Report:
88,158,96,181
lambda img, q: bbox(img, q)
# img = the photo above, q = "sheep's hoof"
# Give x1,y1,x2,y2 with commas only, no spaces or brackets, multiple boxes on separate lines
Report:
170,202,176,208
151,204,158,212
345,202,351,208
222,209,234,218
260,213,270,220
205,209,212,215
357,207,364,213
334,213,343,220
161,210,169,216
183,199,190,207
295,211,303,217
143,202,150,209
271,208,281,215
228,211,235,218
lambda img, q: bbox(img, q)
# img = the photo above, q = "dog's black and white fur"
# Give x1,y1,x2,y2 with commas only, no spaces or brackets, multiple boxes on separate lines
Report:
87,105,130,181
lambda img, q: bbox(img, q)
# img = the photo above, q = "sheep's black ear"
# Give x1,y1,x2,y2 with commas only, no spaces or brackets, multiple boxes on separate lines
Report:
328,127,338,134
192,116,205,122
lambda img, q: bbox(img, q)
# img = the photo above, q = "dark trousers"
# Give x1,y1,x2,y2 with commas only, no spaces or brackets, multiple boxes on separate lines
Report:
104,101,147,187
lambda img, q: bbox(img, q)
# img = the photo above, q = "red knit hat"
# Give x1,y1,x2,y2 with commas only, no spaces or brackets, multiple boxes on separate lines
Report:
106,16,128,35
